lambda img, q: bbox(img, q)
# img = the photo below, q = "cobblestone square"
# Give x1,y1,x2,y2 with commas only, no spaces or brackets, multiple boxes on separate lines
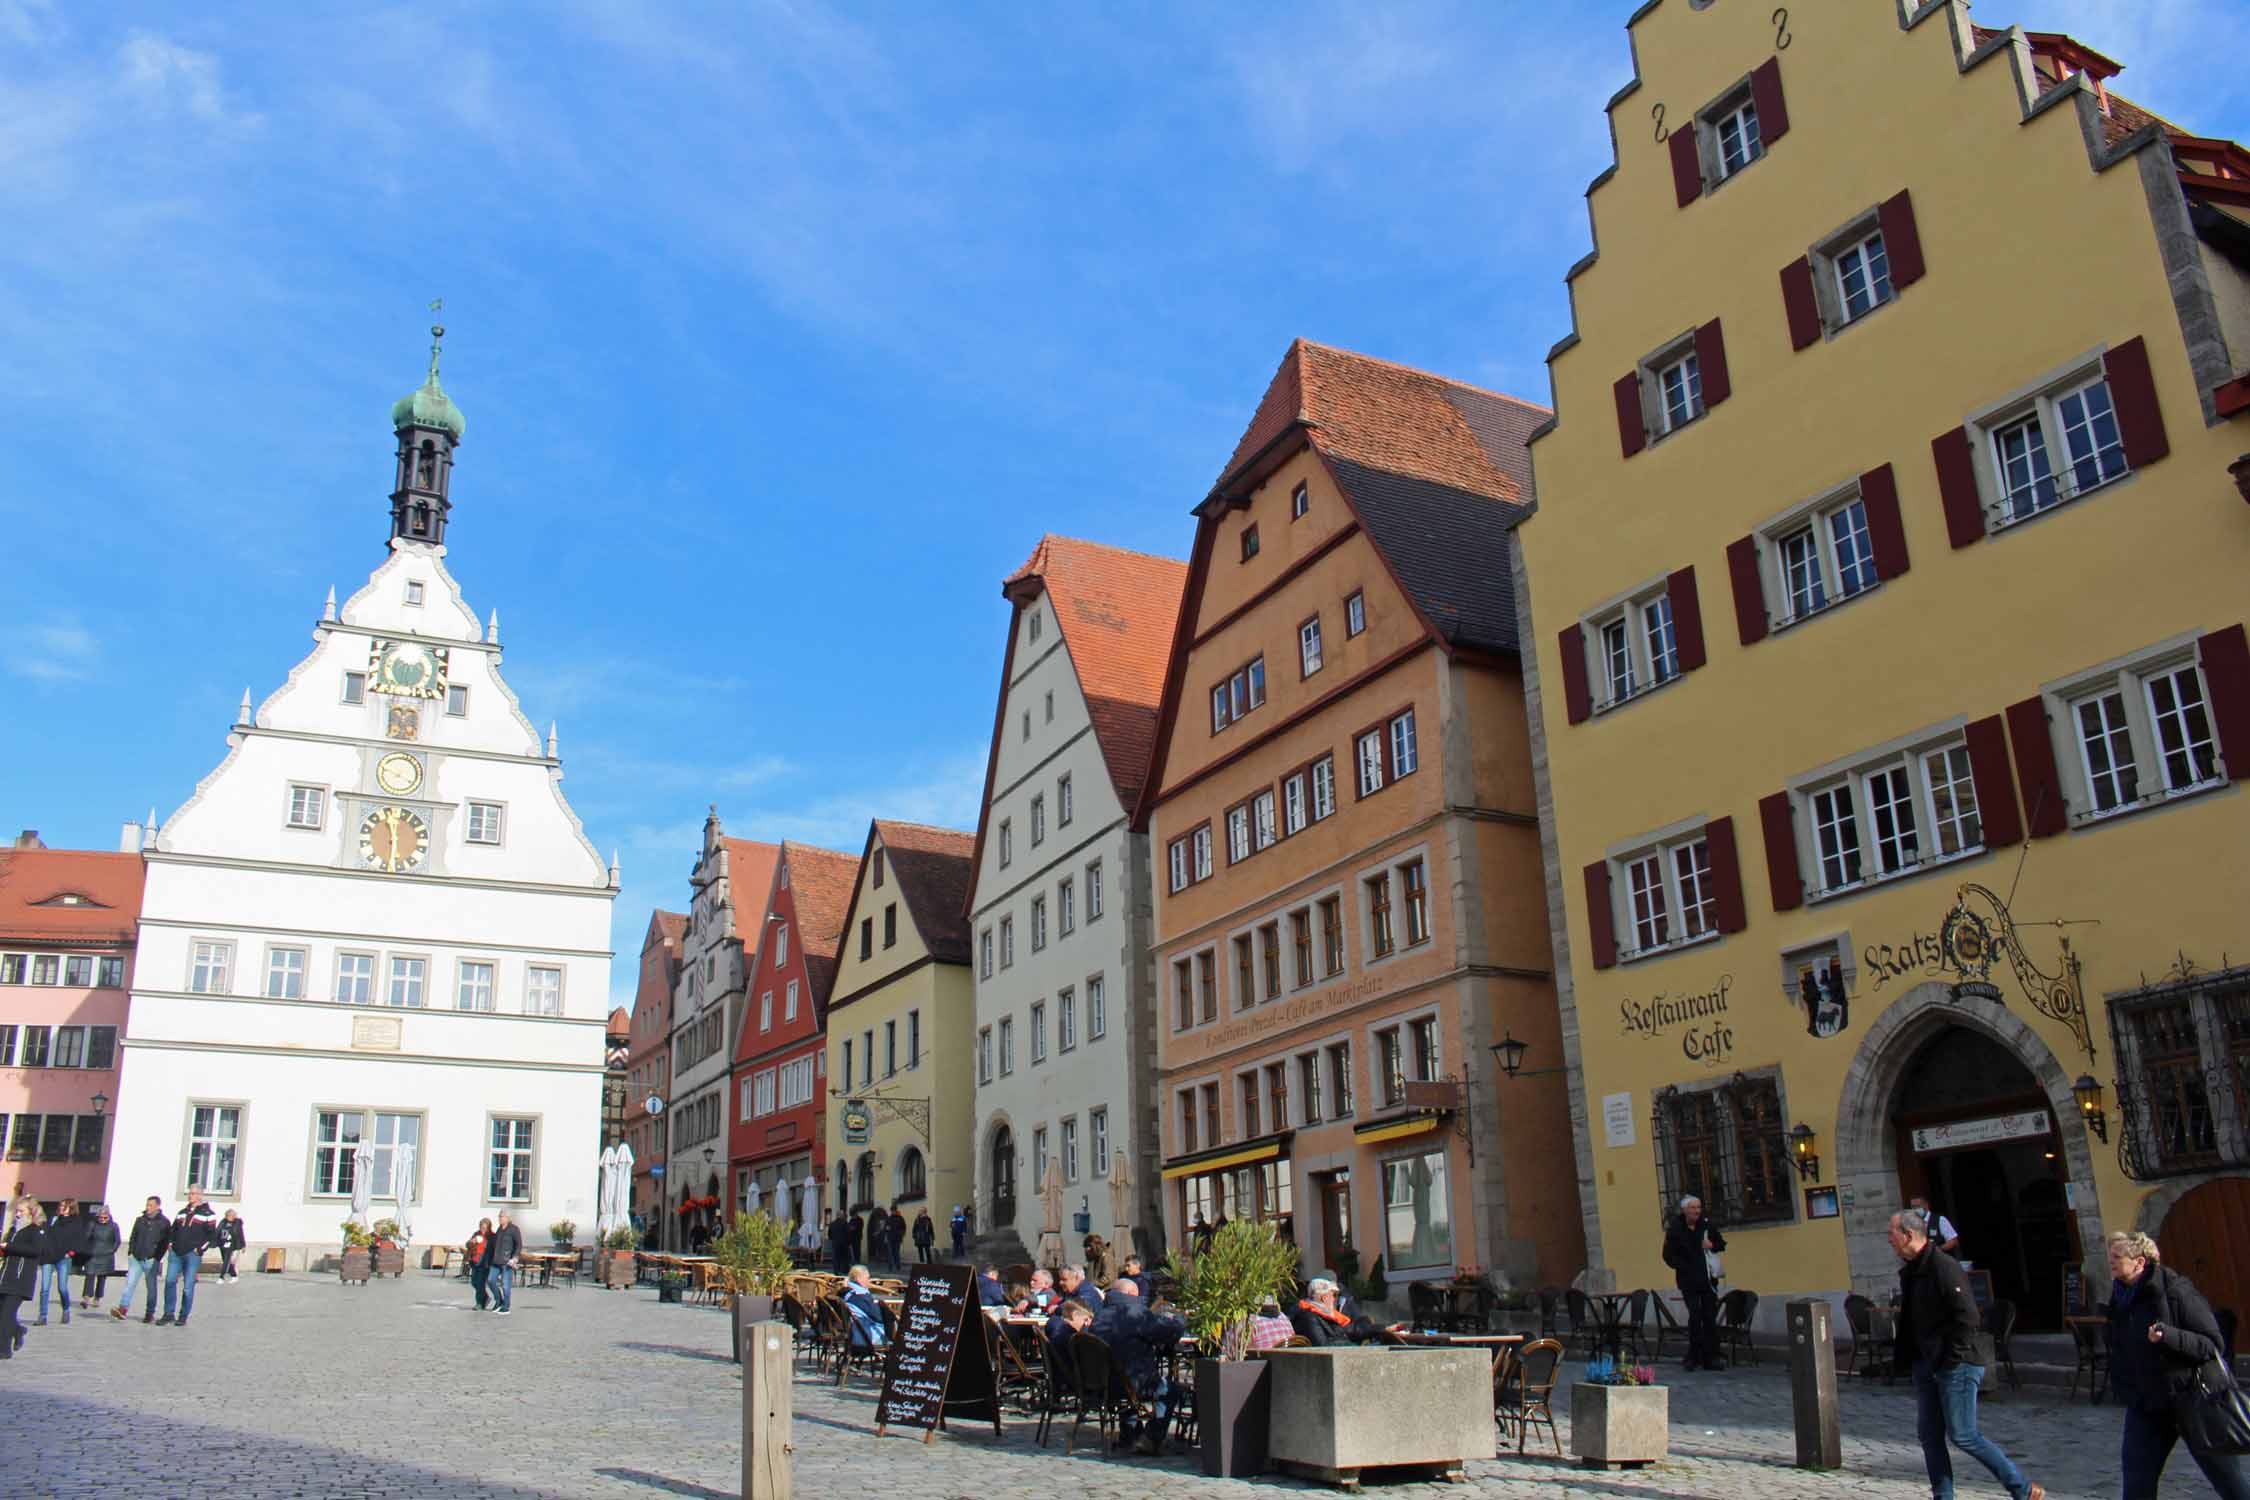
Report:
0,1270,2168,1499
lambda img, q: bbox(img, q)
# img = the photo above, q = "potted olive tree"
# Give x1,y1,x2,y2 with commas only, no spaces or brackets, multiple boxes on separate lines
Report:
599,1224,639,1290
1163,1218,1299,1478
711,1211,796,1363
339,1220,373,1284
549,1219,577,1251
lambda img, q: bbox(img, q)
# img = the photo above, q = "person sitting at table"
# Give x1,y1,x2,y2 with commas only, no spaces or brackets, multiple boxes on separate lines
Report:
975,1265,1009,1308
1092,1279,1189,1456
1119,1253,1145,1281
1046,1296,1094,1360
1291,1278,1400,1347
1246,1299,1296,1351
840,1264,888,1349
1057,1263,1103,1310
1312,1267,1364,1322
1012,1267,1057,1315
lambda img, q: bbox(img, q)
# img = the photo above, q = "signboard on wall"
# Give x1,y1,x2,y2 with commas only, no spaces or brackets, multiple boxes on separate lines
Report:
1910,1109,2052,1155
842,1100,873,1146
1602,1092,1636,1148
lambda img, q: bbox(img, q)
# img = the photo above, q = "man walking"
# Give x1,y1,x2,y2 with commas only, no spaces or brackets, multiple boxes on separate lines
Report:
159,1188,217,1327
111,1196,168,1323
885,1204,907,1273
483,1211,523,1315
1891,1210,2043,1500
911,1208,934,1264
37,1197,86,1325
1662,1194,1727,1371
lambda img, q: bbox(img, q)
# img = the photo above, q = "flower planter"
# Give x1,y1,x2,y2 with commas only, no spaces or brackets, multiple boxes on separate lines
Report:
1266,1347,1490,1487
599,1251,636,1290
658,1281,686,1304
339,1248,372,1284
1196,1358,1272,1478
1570,1383,1669,1469
373,1246,406,1278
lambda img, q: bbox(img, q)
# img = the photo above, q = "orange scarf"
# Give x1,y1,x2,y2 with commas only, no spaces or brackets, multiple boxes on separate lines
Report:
1297,1298,1351,1327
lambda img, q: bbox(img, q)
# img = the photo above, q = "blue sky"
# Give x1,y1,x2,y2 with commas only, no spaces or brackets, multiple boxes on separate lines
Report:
3,0,2244,1009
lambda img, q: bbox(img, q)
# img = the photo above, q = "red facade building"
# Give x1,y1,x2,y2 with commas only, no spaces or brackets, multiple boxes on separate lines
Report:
625,909,685,1235
728,841,857,1228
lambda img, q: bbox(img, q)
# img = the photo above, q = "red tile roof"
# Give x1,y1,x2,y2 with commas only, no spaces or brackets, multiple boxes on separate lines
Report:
777,841,861,1014
650,910,687,948
871,821,975,965
1004,535,1187,807
722,839,783,943
0,848,144,945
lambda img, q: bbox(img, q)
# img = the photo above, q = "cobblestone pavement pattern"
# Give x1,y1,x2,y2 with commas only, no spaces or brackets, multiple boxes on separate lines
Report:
0,1273,2159,1498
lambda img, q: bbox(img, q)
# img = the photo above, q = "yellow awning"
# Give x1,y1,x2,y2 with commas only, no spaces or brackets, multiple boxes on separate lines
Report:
1161,1141,1282,1181
1353,1115,1445,1145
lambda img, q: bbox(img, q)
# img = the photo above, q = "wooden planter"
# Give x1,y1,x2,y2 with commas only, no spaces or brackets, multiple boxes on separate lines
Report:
599,1251,636,1290
340,1248,372,1284
373,1246,406,1278
1196,1358,1273,1478
1570,1383,1669,1469
1266,1348,1490,1488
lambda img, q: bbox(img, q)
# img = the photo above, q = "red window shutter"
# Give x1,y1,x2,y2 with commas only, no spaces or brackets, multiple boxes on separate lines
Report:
2197,624,2250,781
2104,336,2170,470
1666,566,1707,672
1724,535,1768,645
1751,57,1790,144
1962,714,2022,848
1780,257,1821,351
1695,319,1732,407
1878,189,1926,289
1757,792,1802,912
2005,696,2068,837
1931,426,1986,549
1583,862,1618,971
1703,815,1747,934
1859,463,1910,580
1669,126,1703,208
1614,372,1646,459
1556,625,1592,726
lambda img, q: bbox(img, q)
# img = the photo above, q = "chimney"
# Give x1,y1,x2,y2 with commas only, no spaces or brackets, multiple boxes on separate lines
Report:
120,822,145,854
14,830,43,849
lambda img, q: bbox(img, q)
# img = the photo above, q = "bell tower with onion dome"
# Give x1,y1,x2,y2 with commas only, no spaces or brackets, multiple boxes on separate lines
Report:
388,323,467,547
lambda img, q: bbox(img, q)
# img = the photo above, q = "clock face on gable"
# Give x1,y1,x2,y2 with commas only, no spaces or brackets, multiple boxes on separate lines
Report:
368,639,449,700
375,752,423,796
359,806,430,874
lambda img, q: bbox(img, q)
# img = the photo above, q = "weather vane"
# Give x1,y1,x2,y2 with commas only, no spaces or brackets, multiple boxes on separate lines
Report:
426,298,445,377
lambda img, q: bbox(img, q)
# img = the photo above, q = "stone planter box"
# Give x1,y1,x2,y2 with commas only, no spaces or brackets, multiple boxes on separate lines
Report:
1265,1347,1490,1487
1571,1383,1669,1469
1196,1358,1272,1478
658,1281,687,1304
339,1248,372,1284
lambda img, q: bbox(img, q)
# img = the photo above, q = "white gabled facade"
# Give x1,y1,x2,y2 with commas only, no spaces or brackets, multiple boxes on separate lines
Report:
104,342,616,1261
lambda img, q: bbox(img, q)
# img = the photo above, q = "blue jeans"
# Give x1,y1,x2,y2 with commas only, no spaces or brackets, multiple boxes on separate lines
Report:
2122,1401,2250,1500
489,1263,513,1311
471,1264,490,1309
1914,1361,2029,1499
162,1249,200,1320
118,1257,160,1317
36,1262,71,1318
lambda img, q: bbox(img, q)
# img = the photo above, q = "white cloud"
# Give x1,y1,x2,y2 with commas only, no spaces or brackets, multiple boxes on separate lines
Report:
2,615,99,681
118,30,253,126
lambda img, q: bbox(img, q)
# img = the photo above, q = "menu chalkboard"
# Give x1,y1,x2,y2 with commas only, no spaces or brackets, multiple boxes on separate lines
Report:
2061,1263,2087,1320
873,1265,1000,1442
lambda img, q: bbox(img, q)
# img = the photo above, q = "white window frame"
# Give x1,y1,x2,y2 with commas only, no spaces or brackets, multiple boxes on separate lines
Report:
1226,805,1251,864
334,950,375,1005
264,945,307,1000
465,800,506,845
487,1115,536,1203
1058,877,1075,936
286,784,327,830
342,671,367,705
1300,616,1324,677
1030,895,1048,952
1345,591,1366,637
2046,637,2227,825
978,1026,994,1086
1167,839,1189,893
998,1016,1015,1076
386,955,429,1009
1963,352,2136,536
183,1102,243,1197
1030,1000,1047,1064
525,964,564,1016
1090,1105,1109,1177
1058,773,1073,827
999,916,1014,969
456,958,496,1012
1252,789,1278,851
404,579,425,606
1087,972,1106,1040
1057,985,1076,1051
1312,756,1337,820
1790,719,1989,903
1355,730,1384,797
1657,349,1703,433
998,818,1012,868
1030,793,1046,847
1086,860,1103,920
1607,820,1723,963
980,927,995,977
445,683,469,717
1193,825,1213,880
1832,227,1893,325
1705,89,1764,182
1061,1115,1079,1183
759,990,773,1032
1389,710,1418,779
188,940,234,995
1583,582,1681,712
1282,771,1308,836
1753,477,1881,633
784,979,800,1021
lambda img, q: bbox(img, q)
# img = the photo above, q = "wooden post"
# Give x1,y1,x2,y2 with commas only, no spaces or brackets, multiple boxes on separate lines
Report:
743,1320,794,1500
1786,1298,1841,1470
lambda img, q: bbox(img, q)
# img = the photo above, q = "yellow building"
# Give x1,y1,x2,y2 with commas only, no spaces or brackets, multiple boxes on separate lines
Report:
822,821,978,1234
1518,1,2250,1332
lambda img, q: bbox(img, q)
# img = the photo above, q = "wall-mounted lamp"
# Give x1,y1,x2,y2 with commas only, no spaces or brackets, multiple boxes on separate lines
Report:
1788,1121,1821,1183
90,1091,110,1117
1490,1032,1567,1081
2072,1073,2108,1144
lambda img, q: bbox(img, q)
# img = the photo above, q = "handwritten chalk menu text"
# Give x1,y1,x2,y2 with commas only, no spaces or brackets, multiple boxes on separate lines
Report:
873,1264,999,1441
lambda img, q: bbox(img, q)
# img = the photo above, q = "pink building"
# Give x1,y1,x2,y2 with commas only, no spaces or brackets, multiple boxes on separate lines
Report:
0,832,144,1208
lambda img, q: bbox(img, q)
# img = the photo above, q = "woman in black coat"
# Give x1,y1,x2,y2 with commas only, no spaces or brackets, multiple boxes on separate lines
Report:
2105,1229,2250,1500
78,1204,122,1307
0,1207,46,1358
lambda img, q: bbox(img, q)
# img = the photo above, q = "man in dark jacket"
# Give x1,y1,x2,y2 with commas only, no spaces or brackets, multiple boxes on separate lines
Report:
2104,1229,2249,1499
974,1265,1009,1307
160,1189,218,1327
885,1206,908,1272
1092,1277,1189,1455
1289,1278,1397,1346
912,1208,935,1263
1661,1195,1728,1370
112,1197,168,1323
37,1197,87,1324
950,1204,968,1259
0,1210,45,1357
828,1211,852,1274
1057,1263,1104,1309
1891,1211,2043,1500
79,1204,121,1307
482,1212,524,1315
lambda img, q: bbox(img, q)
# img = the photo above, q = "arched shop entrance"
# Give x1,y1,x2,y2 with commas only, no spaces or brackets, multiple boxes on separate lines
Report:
1834,981,2106,1330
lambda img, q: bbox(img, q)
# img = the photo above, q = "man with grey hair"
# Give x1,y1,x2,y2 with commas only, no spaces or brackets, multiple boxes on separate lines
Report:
1056,1263,1103,1309
1662,1195,1727,1370
482,1211,522,1316
1890,1210,2043,1500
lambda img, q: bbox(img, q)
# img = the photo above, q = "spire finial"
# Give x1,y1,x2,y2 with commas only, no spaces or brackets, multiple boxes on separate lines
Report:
486,608,500,645
547,721,558,757
427,298,445,382
237,688,252,726
323,585,337,622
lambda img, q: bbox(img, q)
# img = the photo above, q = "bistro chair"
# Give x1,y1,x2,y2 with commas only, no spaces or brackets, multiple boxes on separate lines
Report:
1504,1338,1564,1457
1536,1286,1562,1339
828,1296,888,1391
986,1316,1045,1416
1717,1289,1761,1366
1844,1294,1886,1378
1647,1291,1685,1363
1409,1281,1450,1332
549,1254,579,1290
1983,1299,2021,1391
1616,1290,1650,1362
1563,1288,1599,1360
1451,1280,1494,1334
2068,1315,2109,1403
1064,1332,1131,1456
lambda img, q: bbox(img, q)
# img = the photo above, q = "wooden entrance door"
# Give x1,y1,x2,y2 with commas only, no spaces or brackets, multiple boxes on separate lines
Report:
1319,1172,1353,1274
990,1127,1016,1229
2159,1177,2250,1326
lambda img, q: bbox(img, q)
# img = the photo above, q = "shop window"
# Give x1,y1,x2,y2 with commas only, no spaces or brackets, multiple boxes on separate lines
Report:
1652,1071,1796,1227
1381,1148,1452,1270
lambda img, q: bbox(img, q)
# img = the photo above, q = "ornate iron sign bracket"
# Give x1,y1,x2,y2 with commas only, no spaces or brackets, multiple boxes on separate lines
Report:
1942,883,2097,1064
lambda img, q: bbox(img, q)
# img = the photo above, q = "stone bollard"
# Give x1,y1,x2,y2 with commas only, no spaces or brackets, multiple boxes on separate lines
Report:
743,1320,794,1500
1787,1298,1841,1470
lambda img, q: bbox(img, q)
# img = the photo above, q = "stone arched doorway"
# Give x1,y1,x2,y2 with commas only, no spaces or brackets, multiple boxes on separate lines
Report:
1832,980,2106,1312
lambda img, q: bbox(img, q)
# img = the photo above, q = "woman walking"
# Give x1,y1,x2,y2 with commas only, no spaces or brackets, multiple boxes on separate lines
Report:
216,1210,249,1282
466,1218,493,1311
2105,1229,2250,1500
0,1203,46,1357
38,1196,86,1325
79,1203,121,1309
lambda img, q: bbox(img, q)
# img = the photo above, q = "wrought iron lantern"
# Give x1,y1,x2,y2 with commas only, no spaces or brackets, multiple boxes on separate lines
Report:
1788,1121,1821,1183
2072,1073,2108,1144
